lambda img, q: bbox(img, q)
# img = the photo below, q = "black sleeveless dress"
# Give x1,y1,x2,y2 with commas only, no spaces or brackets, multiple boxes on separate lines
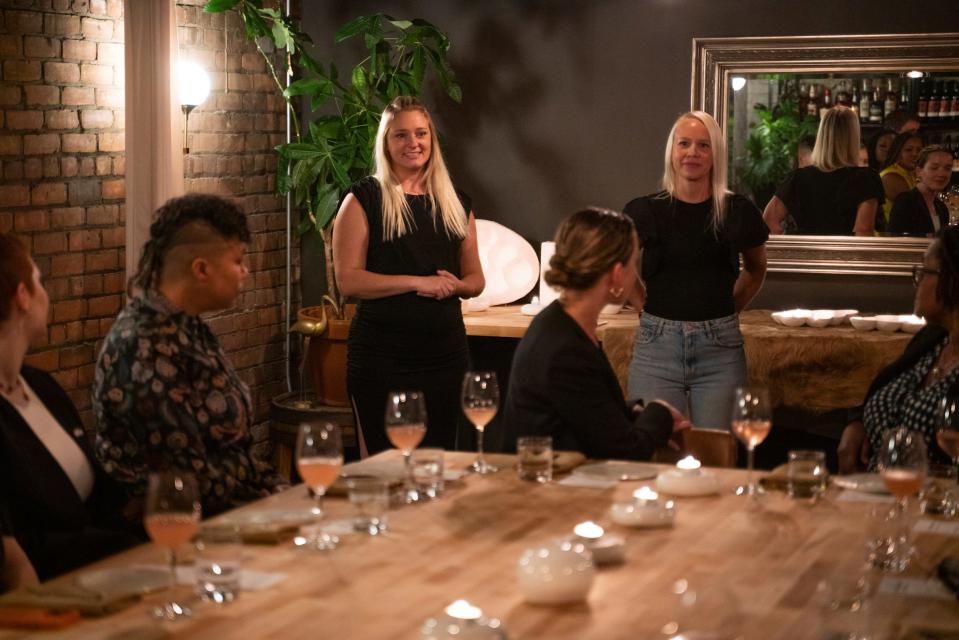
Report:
347,176,471,454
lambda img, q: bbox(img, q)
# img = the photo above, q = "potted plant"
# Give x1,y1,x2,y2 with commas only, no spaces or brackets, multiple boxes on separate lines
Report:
203,1,462,405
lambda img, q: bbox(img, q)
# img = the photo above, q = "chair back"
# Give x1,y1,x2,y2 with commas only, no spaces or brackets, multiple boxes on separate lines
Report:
652,428,738,468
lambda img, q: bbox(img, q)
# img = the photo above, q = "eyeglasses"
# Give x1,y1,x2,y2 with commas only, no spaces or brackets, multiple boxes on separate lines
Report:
912,264,940,286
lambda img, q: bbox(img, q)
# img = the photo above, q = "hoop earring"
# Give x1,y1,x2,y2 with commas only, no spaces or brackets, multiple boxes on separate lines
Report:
609,286,624,300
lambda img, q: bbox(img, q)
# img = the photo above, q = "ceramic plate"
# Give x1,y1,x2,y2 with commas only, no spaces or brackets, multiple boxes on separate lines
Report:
572,462,659,481
833,473,889,494
76,566,169,597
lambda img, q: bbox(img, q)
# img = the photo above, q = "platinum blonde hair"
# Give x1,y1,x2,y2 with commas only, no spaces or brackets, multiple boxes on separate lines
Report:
373,96,467,241
811,106,860,172
661,111,730,232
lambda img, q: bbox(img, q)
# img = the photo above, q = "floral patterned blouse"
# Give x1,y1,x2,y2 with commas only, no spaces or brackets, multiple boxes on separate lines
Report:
93,291,284,514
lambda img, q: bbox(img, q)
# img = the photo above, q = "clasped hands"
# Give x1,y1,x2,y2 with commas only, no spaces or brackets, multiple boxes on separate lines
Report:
416,269,463,299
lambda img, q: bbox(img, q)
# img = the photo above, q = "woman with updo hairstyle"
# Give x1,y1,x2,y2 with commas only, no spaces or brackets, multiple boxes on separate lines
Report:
94,193,285,517
839,225,959,472
502,209,688,460
0,232,137,580
888,145,953,237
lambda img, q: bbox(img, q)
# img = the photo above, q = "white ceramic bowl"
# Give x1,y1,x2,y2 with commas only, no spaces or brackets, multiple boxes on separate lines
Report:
849,316,876,331
899,314,925,334
874,314,902,332
600,302,624,316
832,309,859,325
517,540,595,605
806,310,835,328
771,309,809,327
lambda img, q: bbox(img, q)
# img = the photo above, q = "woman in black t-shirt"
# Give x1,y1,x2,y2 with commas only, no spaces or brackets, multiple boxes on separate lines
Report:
764,106,883,236
332,97,485,454
623,111,768,430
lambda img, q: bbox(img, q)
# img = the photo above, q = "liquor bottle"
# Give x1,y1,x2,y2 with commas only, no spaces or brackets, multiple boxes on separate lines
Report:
819,87,832,120
940,80,952,120
836,80,851,106
899,82,909,111
850,83,861,119
883,79,897,118
869,85,883,123
806,84,819,118
859,80,872,123
918,79,929,119
950,80,959,120
798,82,809,116
929,81,941,120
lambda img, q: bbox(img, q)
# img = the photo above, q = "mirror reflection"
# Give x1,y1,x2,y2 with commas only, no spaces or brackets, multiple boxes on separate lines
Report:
727,71,959,237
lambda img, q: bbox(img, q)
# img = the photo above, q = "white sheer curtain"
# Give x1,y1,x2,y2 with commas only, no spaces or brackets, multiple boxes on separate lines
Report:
123,0,183,278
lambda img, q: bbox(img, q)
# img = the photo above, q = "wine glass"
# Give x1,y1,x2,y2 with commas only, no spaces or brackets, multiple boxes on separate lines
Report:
462,371,499,474
938,395,959,471
385,390,427,503
295,421,343,550
730,386,772,500
144,471,201,620
874,427,927,572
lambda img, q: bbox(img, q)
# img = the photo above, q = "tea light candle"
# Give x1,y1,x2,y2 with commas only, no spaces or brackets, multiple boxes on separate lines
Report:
570,521,624,565
633,486,660,504
676,456,702,476
610,490,675,529
421,600,506,640
445,600,482,620
573,520,604,541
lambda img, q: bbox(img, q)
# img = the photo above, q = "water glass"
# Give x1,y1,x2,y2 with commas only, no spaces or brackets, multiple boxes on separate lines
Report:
921,463,957,516
412,449,445,499
194,528,243,604
347,477,390,535
787,450,828,501
517,436,553,483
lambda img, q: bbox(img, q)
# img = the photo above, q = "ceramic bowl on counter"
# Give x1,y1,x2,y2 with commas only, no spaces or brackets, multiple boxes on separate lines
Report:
830,309,859,325
849,316,877,331
771,309,810,327
874,314,903,332
806,310,835,328
900,314,925,334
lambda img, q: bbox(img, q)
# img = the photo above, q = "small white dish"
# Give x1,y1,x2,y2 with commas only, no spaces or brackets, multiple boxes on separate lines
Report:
461,298,490,313
572,462,659,481
76,566,170,598
832,309,859,325
655,469,722,496
899,314,925,334
520,303,544,316
833,473,889,494
806,310,835,328
517,540,595,605
874,314,902,332
771,309,809,327
569,533,626,565
600,302,624,316
849,316,876,331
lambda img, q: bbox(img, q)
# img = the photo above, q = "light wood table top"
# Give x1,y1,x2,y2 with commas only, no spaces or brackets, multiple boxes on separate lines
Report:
6,452,957,639
463,304,639,339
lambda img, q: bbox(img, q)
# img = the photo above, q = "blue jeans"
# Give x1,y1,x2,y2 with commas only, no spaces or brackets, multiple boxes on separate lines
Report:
627,312,746,430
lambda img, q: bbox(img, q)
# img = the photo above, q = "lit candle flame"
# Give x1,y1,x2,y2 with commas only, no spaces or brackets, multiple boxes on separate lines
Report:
445,599,482,620
531,295,539,305
633,486,659,502
573,520,604,540
676,456,702,472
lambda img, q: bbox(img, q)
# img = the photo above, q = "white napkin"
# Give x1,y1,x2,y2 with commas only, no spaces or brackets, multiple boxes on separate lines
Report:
913,519,959,537
136,565,287,591
557,475,618,490
835,490,894,504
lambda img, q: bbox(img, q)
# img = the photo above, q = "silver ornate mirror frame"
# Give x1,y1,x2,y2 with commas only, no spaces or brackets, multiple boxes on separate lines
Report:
691,33,959,276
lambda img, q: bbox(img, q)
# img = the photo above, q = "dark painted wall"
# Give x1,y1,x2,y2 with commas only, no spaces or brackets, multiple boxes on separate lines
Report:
301,1,957,312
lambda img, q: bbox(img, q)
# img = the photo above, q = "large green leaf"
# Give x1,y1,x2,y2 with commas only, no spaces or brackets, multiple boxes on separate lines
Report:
351,65,367,94
283,78,329,98
203,0,241,12
335,15,371,43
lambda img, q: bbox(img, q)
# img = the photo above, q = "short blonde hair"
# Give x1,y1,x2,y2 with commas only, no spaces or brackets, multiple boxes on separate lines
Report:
661,111,731,232
811,106,860,172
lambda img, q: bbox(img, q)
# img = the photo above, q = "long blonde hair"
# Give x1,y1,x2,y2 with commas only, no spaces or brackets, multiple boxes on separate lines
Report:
811,106,860,171
373,96,467,241
661,111,731,232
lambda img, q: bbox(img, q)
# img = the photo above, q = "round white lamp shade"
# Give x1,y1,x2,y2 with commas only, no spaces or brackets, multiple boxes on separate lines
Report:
178,60,210,107
474,219,539,307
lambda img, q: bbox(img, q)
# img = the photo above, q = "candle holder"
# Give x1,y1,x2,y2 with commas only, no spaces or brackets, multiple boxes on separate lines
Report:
610,487,675,528
656,458,721,496
517,540,595,604
420,600,507,640
569,521,625,565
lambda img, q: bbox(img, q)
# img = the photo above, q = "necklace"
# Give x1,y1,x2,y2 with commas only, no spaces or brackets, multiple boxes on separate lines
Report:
930,340,959,382
0,376,28,403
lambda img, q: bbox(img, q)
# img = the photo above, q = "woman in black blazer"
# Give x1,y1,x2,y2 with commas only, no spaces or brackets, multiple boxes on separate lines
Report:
838,225,959,472
0,233,138,580
502,208,688,459
887,146,953,237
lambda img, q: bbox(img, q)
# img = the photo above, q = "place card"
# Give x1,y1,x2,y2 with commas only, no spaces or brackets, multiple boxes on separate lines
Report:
835,491,894,504
878,577,953,601
557,475,617,490
913,519,959,537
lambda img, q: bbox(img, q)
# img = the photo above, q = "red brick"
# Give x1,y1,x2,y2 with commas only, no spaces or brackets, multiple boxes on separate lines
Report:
79,63,112,85
87,294,120,317
51,253,84,275
68,229,100,251
62,86,94,105
23,36,60,58
3,161,23,180
101,178,124,199
45,109,79,129
60,156,78,177
85,249,118,271
0,186,30,208
89,0,107,16
100,226,123,248
23,158,41,179
0,136,22,155
23,133,59,154
43,61,79,83
0,86,21,106
50,206,84,227
6,11,43,35
42,156,59,177
24,85,58,105
85,205,117,225
97,132,123,152
68,179,99,205
62,39,96,61
113,110,124,130
14,209,49,231
59,344,94,368
96,42,122,64
53,299,86,323
44,14,80,37
94,87,121,108
82,320,100,340
31,182,66,206
6,110,42,130
4,60,41,82
62,133,96,153
106,0,122,19
0,35,21,57
80,109,112,128
48,324,66,346
74,275,102,296
65,320,83,342
24,349,58,372
95,156,110,175
77,363,96,386
32,232,67,254
78,157,94,177
80,17,112,40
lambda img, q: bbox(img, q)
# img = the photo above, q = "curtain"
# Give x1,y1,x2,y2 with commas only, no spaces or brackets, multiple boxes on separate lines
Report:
123,0,183,279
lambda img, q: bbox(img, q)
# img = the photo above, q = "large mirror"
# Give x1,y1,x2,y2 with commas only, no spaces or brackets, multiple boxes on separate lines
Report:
692,34,959,276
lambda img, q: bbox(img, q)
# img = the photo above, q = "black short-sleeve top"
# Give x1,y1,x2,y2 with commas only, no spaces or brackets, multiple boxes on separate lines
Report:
774,166,884,235
348,176,472,337
623,191,768,321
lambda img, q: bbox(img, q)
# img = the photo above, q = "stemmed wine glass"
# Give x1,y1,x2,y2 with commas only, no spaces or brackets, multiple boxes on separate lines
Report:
462,371,499,474
385,390,427,503
938,395,959,471
874,427,927,572
144,471,201,620
295,421,343,550
730,386,772,500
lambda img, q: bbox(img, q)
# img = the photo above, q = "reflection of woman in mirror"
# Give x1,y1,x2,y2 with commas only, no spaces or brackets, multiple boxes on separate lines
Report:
763,106,883,236
838,227,959,472
879,132,923,226
866,130,896,172
888,146,952,237
622,111,768,430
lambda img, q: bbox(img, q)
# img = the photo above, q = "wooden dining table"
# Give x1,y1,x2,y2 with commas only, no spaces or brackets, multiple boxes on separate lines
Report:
3,451,957,639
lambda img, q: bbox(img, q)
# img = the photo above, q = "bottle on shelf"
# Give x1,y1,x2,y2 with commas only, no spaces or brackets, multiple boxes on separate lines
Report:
851,83,861,119
819,87,833,120
798,82,809,116
940,81,952,120
900,81,909,111
929,81,941,120
836,80,851,107
883,78,897,118
950,80,959,120
859,80,872,123
918,78,929,119
869,84,883,123
806,83,819,118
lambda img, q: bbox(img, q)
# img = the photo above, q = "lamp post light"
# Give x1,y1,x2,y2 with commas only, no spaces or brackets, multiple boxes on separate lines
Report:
178,60,210,154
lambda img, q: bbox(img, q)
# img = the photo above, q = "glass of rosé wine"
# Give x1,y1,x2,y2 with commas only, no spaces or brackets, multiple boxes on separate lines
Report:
295,421,343,550
385,390,428,503
144,471,201,620
938,396,959,471
875,427,927,572
731,386,772,500
462,371,500,475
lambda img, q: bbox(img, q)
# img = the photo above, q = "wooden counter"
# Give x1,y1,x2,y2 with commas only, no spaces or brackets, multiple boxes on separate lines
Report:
8,451,957,639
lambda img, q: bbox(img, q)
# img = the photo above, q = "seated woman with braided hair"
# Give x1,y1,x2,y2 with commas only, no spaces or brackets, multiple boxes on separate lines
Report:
502,208,689,459
94,194,286,516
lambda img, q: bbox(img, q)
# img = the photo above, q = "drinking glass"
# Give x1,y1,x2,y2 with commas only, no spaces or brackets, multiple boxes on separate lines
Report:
462,371,499,474
938,395,959,471
730,386,772,500
295,421,343,550
939,184,959,226
144,471,201,620
874,427,927,572
385,390,427,503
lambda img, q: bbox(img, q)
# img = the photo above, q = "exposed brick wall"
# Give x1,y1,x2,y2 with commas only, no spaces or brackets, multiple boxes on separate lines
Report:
1,0,294,459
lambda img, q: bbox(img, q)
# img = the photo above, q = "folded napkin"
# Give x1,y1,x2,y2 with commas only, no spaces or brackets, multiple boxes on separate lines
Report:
205,507,317,544
0,582,140,617
557,475,618,490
